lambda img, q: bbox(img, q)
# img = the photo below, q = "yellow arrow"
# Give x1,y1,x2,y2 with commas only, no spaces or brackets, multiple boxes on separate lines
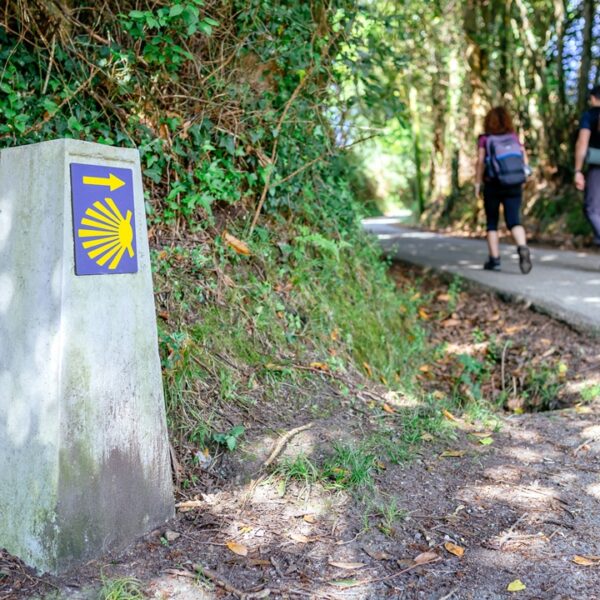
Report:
82,173,125,191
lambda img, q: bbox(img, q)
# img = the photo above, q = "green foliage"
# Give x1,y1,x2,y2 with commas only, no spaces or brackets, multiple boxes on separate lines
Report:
521,362,565,411
213,425,245,451
376,497,406,537
273,454,320,492
98,577,145,600
156,223,427,460
322,442,378,490
581,383,600,403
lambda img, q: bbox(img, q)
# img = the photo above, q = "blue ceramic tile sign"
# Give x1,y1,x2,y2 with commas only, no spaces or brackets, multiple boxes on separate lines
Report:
70,163,138,276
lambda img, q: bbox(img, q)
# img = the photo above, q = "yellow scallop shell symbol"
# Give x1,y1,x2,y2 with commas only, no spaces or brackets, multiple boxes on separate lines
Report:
78,197,134,270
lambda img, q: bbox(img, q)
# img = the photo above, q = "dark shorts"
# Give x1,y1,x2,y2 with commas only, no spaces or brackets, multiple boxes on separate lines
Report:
483,182,523,231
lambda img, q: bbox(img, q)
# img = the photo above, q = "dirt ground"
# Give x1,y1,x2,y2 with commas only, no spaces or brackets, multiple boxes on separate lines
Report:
2,265,600,600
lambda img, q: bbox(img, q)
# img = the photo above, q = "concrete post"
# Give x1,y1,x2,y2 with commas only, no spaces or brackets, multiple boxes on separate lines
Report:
0,139,174,574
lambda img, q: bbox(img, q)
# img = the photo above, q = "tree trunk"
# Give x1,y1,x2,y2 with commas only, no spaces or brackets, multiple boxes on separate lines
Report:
409,86,425,215
555,0,567,111
499,0,512,99
577,0,595,116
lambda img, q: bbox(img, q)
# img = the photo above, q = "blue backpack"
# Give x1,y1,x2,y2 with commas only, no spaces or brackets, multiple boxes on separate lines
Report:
485,133,526,186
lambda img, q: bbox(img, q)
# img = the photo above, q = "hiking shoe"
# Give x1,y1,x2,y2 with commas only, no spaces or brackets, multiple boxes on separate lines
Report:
517,245,532,274
483,256,501,271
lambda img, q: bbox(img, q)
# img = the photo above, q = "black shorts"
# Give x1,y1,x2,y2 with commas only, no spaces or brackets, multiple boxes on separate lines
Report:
483,182,523,231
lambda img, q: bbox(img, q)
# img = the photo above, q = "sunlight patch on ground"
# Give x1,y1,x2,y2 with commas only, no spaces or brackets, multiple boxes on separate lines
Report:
375,233,403,240
444,341,488,356
362,214,411,226
385,389,421,408
550,471,577,484
400,231,441,239
502,446,553,464
564,376,600,394
539,254,559,262
496,425,545,445
579,424,600,440
146,575,214,599
464,481,559,510
586,483,600,501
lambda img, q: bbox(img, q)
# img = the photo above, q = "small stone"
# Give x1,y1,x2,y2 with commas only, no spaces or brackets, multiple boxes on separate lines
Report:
164,530,181,542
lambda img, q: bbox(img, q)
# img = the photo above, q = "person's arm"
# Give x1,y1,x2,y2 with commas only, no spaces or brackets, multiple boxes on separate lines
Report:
575,129,591,191
475,146,486,196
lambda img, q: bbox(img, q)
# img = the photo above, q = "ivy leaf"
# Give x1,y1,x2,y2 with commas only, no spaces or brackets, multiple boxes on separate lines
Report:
507,579,526,592
128,10,147,20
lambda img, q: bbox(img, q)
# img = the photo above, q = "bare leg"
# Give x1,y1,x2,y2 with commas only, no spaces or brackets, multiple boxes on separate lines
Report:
511,225,527,247
487,230,500,258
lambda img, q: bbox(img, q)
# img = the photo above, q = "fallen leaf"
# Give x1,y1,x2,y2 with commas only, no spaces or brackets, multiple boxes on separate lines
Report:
414,551,439,564
507,579,526,592
418,308,430,320
226,541,248,557
363,362,372,377
442,318,461,328
175,499,203,512
330,329,339,341
265,363,284,371
442,409,460,422
249,559,271,566
479,437,494,446
363,547,392,560
328,561,365,570
303,514,317,524
437,293,450,302
375,460,386,470
310,362,329,371
572,555,600,566
383,403,395,414
541,347,556,359
421,432,434,442
290,533,311,543
223,231,251,255
440,450,465,458
397,558,414,569
419,364,431,373
444,542,465,557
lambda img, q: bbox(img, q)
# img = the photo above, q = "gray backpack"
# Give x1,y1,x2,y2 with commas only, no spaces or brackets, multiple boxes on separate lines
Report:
485,134,526,186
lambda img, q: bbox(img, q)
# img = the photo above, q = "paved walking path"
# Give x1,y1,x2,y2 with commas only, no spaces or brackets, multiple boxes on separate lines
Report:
364,217,600,333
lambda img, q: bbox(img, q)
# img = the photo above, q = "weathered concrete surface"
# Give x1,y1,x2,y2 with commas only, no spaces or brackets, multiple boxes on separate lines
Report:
0,140,173,574
363,217,600,333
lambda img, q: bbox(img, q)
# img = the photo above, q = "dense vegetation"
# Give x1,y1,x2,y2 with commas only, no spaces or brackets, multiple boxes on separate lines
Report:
0,1,435,466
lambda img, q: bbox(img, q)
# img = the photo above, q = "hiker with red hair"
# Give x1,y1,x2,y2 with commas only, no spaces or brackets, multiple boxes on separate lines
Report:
474,106,532,274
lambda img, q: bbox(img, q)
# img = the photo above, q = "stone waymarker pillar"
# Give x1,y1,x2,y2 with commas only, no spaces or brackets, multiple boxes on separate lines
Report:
0,139,174,574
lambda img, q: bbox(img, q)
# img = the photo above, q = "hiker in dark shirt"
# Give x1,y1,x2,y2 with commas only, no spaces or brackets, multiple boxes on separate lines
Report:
475,106,532,274
574,86,600,246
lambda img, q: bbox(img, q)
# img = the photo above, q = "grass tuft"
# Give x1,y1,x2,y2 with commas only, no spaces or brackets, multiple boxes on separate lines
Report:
98,576,145,600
